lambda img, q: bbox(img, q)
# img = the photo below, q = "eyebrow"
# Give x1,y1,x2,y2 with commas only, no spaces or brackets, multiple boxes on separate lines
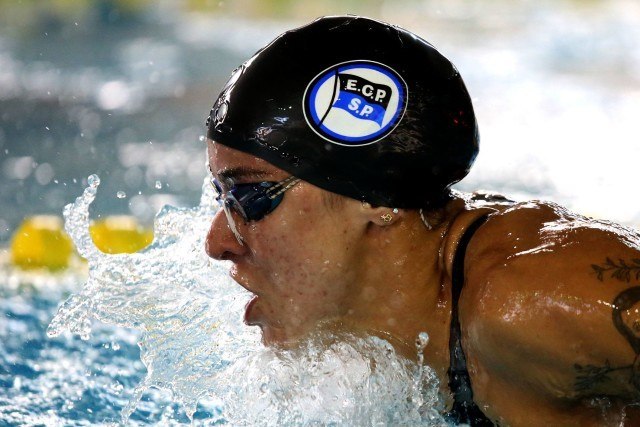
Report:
213,166,270,182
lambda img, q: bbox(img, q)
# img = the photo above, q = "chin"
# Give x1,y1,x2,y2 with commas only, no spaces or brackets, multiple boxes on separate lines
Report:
259,324,310,348
260,326,288,347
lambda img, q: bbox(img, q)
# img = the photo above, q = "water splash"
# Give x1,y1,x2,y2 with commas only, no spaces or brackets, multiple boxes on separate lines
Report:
47,175,448,425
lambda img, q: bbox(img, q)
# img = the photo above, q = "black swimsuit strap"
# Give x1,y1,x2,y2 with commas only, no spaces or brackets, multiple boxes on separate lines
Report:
444,214,495,426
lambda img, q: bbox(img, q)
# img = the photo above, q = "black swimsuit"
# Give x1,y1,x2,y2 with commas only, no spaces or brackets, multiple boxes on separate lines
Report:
444,215,495,426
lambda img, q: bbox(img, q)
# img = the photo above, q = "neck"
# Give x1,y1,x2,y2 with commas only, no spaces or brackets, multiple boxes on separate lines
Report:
344,199,468,381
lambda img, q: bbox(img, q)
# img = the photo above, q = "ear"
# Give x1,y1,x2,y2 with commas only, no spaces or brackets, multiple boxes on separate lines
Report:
360,202,403,226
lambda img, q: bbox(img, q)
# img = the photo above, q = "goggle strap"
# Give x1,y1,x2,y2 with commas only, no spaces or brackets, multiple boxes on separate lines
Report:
266,177,301,199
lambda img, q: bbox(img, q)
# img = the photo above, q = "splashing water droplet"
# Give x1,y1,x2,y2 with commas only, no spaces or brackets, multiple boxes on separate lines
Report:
47,177,447,426
116,191,126,199
87,174,100,188
416,332,429,351
155,181,162,189
199,135,205,142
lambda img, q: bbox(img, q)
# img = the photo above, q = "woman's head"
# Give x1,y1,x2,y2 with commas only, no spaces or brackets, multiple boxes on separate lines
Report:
207,15,479,210
205,15,477,346
206,141,401,344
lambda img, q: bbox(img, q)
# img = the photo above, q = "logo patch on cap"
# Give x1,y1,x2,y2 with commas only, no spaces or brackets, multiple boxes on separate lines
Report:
303,60,408,146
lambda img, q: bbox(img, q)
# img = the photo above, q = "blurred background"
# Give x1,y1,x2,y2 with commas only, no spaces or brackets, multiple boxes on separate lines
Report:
0,0,639,247
0,1,638,424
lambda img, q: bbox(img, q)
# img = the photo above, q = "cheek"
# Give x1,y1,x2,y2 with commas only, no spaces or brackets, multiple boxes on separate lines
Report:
261,226,347,280
244,188,361,309
248,203,325,268
251,225,351,309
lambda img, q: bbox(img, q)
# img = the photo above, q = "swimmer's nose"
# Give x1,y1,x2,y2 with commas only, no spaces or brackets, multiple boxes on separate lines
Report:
205,209,246,261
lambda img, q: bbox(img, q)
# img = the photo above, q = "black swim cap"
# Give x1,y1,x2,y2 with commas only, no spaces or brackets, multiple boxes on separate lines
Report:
207,15,478,209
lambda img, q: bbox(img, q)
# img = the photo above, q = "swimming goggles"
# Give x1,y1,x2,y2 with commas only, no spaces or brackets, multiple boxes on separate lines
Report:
211,176,301,222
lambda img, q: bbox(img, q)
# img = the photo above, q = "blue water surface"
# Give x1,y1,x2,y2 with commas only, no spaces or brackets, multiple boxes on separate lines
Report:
0,281,220,425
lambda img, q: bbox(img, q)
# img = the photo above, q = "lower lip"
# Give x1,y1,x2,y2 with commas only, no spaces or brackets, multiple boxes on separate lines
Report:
244,296,259,325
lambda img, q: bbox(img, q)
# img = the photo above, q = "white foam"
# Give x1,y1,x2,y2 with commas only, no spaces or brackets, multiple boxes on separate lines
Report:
48,176,448,425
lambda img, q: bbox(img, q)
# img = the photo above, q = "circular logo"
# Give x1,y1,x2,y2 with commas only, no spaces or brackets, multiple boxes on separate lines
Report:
303,60,408,147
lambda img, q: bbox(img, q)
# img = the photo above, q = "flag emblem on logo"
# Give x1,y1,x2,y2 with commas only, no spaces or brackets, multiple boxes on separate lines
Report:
303,61,408,146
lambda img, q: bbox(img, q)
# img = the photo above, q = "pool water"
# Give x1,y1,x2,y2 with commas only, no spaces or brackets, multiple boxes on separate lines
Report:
1,0,639,242
2,1,640,424
1,178,447,426
1,283,157,425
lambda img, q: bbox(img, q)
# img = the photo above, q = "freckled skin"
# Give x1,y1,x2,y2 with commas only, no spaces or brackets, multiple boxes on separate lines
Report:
206,142,369,344
206,142,453,360
206,142,640,425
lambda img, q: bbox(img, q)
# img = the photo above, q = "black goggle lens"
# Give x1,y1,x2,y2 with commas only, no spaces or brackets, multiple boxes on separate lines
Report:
211,177,299,222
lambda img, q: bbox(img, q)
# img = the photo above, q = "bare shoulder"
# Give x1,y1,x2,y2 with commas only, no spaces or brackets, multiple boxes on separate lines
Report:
460,200,640,425
466,199,640,276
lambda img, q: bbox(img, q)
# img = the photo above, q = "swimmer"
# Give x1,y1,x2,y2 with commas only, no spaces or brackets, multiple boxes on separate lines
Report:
203,16,640,426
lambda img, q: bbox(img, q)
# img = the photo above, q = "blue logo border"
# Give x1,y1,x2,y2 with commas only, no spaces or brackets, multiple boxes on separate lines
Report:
303,60,408,147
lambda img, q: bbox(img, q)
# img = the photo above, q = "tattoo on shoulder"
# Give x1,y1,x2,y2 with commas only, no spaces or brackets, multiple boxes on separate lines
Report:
575,259,640,396
575,286,640,394
591,257,640,282
574,360,630,393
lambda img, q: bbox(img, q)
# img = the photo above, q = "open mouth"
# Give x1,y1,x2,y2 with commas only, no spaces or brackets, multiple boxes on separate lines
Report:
244,295,260,325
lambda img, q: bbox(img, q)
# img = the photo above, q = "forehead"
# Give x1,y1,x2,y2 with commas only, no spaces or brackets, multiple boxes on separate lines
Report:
207,140,283,176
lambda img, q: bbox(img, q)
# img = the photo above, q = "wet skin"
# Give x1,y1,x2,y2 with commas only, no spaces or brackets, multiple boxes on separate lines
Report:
206,141,640,426
460,202,640,425
206,141,363,344
205,141,453,360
